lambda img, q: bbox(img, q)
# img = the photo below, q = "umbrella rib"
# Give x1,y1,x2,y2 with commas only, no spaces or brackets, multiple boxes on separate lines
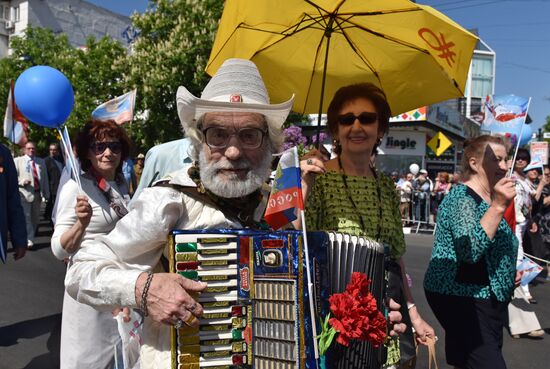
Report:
332,17,380,82
336,17,429,54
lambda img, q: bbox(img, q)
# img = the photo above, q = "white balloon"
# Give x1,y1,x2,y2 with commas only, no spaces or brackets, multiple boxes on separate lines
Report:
409,163,420,175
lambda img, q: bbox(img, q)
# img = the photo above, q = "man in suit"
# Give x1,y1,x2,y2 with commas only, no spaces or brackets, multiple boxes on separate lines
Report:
44,142,63,226
0,143,27,262
14,141,49,249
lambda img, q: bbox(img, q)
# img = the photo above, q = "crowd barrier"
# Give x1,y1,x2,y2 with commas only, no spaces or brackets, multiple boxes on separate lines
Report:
400,191,445,234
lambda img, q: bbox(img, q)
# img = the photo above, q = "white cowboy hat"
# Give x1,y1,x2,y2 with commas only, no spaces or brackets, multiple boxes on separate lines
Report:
176,58,294,132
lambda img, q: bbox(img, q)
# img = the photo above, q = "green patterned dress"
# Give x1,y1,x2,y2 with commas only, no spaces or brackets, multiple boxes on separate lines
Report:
305,170,406,260
304,170,406,365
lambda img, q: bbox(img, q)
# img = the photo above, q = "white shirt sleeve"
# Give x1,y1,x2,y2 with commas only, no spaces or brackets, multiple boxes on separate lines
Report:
51,179,79,260
64,186,186,311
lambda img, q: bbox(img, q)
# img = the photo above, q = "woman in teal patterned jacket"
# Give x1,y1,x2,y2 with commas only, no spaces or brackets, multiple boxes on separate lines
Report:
424,135,517,369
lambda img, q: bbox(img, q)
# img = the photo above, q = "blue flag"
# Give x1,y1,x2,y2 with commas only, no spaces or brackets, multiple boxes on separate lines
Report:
92,90,136,125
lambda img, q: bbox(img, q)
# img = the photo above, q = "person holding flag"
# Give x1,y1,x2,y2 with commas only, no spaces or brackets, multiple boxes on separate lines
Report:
298,83,434,367
62,59,407,368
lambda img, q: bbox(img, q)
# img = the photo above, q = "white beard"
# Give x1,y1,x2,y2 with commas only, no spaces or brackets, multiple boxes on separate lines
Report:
199,149,272,198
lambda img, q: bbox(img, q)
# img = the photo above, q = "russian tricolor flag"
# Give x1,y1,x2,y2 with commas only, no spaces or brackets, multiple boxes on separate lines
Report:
264,146,304,230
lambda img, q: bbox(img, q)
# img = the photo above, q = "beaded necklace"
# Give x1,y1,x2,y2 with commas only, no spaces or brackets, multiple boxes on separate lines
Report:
338,155,383,240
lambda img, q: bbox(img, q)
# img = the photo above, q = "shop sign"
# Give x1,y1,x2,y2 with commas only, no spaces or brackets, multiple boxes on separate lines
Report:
427,103,465,138
379,131,426,156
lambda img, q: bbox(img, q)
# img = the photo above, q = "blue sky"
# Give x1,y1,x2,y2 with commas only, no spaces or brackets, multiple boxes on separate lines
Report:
88,0,550,130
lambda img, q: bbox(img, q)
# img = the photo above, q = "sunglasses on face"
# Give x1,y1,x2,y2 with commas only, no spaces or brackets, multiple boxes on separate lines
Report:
516,157,528,162
337,112,378,126
90,141,122,155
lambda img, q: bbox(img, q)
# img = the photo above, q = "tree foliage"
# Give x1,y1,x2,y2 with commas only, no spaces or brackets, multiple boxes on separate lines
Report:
122,0,224,149
0,27,128,154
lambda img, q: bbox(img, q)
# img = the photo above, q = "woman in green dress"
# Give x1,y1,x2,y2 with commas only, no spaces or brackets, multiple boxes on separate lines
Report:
297,83,435,367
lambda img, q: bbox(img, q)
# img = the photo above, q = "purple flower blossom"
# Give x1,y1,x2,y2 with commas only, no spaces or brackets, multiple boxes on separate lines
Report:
311,132,328,143
283,126,307,150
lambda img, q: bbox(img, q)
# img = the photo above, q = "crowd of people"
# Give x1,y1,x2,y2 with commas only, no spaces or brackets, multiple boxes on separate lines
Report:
392,169,461,227
0,57,548,369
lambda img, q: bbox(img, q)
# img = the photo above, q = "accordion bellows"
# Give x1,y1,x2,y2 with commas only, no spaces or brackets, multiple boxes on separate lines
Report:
168,229,387,369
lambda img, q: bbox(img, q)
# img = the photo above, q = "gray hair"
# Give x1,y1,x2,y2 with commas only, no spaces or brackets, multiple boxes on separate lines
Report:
185,114,283,161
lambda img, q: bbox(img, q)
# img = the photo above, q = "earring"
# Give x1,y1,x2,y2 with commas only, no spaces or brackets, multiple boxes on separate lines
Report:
333,138,342,153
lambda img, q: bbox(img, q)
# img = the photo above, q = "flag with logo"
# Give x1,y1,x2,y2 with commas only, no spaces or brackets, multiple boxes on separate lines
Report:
3,81,29,146
482,94,529,143
518,256,543,286
92,90,137,125
264,146,304,230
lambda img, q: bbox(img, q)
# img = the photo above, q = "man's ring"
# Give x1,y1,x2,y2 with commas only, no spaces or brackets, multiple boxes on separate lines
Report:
307,159,313,165
184,314,197,326
174,319,184,330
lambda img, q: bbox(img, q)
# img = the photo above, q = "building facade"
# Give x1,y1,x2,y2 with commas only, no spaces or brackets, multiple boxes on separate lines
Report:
0,0,131,58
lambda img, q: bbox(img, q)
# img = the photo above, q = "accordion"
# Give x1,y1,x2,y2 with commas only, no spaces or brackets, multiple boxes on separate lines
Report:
168,229,387,369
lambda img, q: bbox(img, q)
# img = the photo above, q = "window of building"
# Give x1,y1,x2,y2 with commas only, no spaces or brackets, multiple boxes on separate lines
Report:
13,6,19,22
470,55,494,98
0,4,9,21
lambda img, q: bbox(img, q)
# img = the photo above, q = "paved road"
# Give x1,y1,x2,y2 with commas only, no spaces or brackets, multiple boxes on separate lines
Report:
0,228,548,368
405,233,550,369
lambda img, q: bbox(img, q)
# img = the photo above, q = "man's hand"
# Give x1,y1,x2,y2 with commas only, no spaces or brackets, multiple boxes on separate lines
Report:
135,273,207,327
13,247,26,260
387,298,406,337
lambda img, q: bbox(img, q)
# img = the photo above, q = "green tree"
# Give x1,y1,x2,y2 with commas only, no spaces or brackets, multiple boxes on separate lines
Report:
0,27,129,154
122,0,224,149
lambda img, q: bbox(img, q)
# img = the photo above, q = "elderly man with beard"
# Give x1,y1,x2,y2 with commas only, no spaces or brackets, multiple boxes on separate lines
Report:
64,59,404,368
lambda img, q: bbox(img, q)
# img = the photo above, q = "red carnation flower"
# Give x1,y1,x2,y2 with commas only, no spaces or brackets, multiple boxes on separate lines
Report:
328,272,387,347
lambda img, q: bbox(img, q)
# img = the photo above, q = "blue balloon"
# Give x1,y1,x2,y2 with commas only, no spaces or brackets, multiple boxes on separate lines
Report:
519,124,533,146
14,66,74,128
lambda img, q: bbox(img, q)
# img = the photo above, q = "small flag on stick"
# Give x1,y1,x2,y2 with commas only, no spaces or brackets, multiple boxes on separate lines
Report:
3,80,28,146
264,146,304,230
92,90,137,125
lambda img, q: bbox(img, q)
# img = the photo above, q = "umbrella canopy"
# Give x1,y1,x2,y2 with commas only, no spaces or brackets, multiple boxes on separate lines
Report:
207,0,478,119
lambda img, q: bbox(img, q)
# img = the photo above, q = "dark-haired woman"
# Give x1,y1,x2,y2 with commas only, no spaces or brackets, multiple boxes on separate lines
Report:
52,119,132,369
424,135,517,369
299,83,434,367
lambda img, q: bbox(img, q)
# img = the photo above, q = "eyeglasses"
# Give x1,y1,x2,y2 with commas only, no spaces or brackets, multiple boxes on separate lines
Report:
90,141,122,155
337,112,378,126
516,157,528,162
202,126,267,149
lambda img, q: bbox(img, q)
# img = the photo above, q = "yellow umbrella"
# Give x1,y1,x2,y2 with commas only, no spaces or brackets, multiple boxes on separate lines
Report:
207,0,477,130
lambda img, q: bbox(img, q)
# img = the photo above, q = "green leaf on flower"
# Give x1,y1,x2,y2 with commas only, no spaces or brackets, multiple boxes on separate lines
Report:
317,313,337,356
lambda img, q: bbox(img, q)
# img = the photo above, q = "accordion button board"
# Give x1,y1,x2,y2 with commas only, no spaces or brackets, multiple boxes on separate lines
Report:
168,229,386,369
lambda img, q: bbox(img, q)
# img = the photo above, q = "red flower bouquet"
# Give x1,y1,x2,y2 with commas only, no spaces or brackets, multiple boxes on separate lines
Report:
318,272,387,355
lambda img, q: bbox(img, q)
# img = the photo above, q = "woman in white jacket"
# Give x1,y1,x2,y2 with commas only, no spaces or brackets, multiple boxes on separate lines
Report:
52,119,132,369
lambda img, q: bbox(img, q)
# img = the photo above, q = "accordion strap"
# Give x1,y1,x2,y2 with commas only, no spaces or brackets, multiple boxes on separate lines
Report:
155,182,259,228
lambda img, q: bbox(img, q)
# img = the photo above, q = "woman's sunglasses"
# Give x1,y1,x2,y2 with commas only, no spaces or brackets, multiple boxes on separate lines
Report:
90,141,122,155
338,112,378,126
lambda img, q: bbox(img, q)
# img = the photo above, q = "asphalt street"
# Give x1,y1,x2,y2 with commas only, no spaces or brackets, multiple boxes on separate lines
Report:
0,225,548,369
